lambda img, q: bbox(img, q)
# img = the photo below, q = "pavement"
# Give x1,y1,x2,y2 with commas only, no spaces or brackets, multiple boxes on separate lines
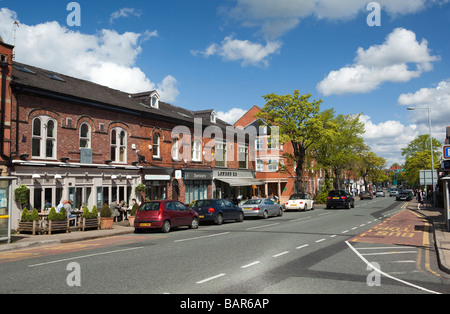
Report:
1,201,450,275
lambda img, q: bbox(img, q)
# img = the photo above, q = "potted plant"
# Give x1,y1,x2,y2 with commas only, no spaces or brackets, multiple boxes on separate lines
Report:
47,207,69,235
135,184,145,202
18,208,40,235
100,203,113,230
128,202,139,227
80,205,99,231
14,185,30,209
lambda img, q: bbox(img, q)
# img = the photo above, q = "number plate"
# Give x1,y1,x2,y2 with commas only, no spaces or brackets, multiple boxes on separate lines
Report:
333,197,340,200
140,223,151,227
199,215,205,218
244,207,252,211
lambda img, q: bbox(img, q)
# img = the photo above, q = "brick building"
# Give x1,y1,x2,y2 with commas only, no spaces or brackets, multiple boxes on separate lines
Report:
0,40,257,230
235,106,321,204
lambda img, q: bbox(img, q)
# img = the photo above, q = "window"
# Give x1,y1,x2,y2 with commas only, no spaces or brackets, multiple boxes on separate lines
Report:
153,133,160,158
32,116,56,159
256,159,264,172
79,123,91,148
192,139,202,162
215,142,226,167
111,128,127,163
256,138,263,150
268,159,279,172
211,111,217,123
238,146,248,169
172,138,179,160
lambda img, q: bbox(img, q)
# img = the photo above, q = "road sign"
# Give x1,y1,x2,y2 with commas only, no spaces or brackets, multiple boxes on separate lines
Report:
420,170,437,186
444,145,450,160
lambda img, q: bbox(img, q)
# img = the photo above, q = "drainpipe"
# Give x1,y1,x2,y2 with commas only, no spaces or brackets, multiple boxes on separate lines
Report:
0,60,9,160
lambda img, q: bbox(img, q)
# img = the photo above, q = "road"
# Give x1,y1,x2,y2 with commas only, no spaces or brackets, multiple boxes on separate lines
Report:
1,196,450,296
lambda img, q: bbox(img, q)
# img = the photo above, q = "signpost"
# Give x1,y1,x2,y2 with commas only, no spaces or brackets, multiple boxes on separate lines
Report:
419,170,438,186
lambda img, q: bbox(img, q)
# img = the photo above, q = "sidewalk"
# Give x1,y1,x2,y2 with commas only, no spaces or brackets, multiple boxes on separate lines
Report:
0,221,134,252
406,200,450,274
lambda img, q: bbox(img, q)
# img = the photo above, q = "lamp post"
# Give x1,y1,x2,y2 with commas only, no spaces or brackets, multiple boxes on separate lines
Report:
407,106,436,208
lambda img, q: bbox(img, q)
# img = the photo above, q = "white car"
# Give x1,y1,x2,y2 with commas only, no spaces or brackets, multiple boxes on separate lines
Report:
285,193,314,211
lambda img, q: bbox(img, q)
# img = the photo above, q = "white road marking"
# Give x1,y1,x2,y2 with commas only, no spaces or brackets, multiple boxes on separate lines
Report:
241,261,261,269
273,251,290,258
174,232,230,243
196,273,226,284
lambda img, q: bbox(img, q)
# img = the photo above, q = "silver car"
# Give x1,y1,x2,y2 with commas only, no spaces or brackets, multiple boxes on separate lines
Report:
241,198,283,219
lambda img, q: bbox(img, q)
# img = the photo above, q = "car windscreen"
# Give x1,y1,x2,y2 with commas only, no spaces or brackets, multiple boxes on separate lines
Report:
139,202,161,211
243,199,262,204
290,194,307,200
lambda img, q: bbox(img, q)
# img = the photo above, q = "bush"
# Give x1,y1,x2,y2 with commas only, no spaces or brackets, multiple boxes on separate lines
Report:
48,207,66,221
130,202,138,216
14,185,30,208
20,208,39,222
100,203,111,218
82,205,98,219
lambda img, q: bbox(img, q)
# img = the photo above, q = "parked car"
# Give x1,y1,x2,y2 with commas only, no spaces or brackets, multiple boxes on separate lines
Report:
389,189,398,197
359,191,373,200
396,190,413,201
376,190,385,197
285,193,315,211
191,199,244,225
241,198,283,218
326,190,355,209
134,200,199,233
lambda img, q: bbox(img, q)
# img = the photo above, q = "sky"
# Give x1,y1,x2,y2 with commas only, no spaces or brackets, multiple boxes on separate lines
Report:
1,0,449,167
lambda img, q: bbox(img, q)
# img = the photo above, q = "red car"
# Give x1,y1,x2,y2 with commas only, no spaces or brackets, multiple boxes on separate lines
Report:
134,200,199,233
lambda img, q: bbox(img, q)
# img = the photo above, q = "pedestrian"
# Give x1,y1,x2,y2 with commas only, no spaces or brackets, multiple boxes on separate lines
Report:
110,200,121,222
417,189,424,210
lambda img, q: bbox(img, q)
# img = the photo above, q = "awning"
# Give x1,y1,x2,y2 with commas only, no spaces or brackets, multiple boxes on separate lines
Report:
216,178,264,187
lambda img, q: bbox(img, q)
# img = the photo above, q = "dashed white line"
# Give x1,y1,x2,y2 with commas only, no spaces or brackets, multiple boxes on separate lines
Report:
241,261,260,269
174,232,230,243
196,273,226,284
246,223,279,231
273,251,290,258
296,244,310,249
315,238,326,243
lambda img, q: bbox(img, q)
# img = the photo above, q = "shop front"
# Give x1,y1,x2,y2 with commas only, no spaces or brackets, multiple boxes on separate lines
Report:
213,169,263,200
143,167,173,201
183,169,213,205
10,161,141,230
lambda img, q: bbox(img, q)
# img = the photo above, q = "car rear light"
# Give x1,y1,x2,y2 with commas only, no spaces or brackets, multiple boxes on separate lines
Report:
208,208,215,213
341,196,347,200
253,207,260,211
286,202,289,205
327,197,332,200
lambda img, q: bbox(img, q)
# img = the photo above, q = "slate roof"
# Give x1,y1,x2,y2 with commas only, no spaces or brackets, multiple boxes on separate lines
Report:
10,61,234,132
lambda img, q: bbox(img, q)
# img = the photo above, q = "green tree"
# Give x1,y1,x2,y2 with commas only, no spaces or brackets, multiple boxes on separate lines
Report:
402,134,441,186
256,90,329,193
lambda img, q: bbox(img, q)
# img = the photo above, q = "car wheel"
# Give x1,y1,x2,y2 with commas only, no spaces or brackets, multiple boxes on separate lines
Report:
161,220,171,233
190,217,199,229
215,214,224,225
236,212,244,222
304,204,308,212
263,211,269,219
278,207,283,216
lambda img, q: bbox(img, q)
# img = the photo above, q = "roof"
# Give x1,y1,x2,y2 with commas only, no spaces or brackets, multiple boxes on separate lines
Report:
10,61,249,139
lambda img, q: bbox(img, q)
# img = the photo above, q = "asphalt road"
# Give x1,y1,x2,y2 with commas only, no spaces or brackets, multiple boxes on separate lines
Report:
2,196,450,296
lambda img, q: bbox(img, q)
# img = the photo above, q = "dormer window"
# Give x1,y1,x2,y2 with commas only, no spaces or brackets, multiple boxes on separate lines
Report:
211,110,217,124
150,91,160,109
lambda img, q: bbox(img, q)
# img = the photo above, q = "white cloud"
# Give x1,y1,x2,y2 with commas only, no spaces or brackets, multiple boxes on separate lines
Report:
224,0,446,40
360,115,418,166
192,35,281,67
398,79,450,138
0,8,177,101
317,28,439,96
217,108,248,124
110,8,142,24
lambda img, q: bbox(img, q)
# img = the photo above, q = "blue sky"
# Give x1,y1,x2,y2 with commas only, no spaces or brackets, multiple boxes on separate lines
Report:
1,0,449,166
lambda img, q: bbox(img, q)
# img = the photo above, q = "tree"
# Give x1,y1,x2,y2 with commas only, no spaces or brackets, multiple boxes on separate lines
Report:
402,134,441,186
256,90,328,193
311,111,365,190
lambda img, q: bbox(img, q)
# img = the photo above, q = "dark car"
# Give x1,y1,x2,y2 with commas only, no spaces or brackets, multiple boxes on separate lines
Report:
326,190,355,209
191,199,244,225
359,191,373,200
134,200,199,233
396,190,413,201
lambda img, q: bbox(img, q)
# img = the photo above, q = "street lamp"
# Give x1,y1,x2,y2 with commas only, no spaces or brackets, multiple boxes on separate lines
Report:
407,106,436,208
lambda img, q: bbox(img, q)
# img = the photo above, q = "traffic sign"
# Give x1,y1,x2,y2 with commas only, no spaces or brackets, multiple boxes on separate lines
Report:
444,145,450,160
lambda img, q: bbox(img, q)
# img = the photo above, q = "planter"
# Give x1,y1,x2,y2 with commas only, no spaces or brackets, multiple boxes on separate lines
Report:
48,220,69,235
128,216,135,227
18,220,39,236
81,217,99,231
100,217,114,230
